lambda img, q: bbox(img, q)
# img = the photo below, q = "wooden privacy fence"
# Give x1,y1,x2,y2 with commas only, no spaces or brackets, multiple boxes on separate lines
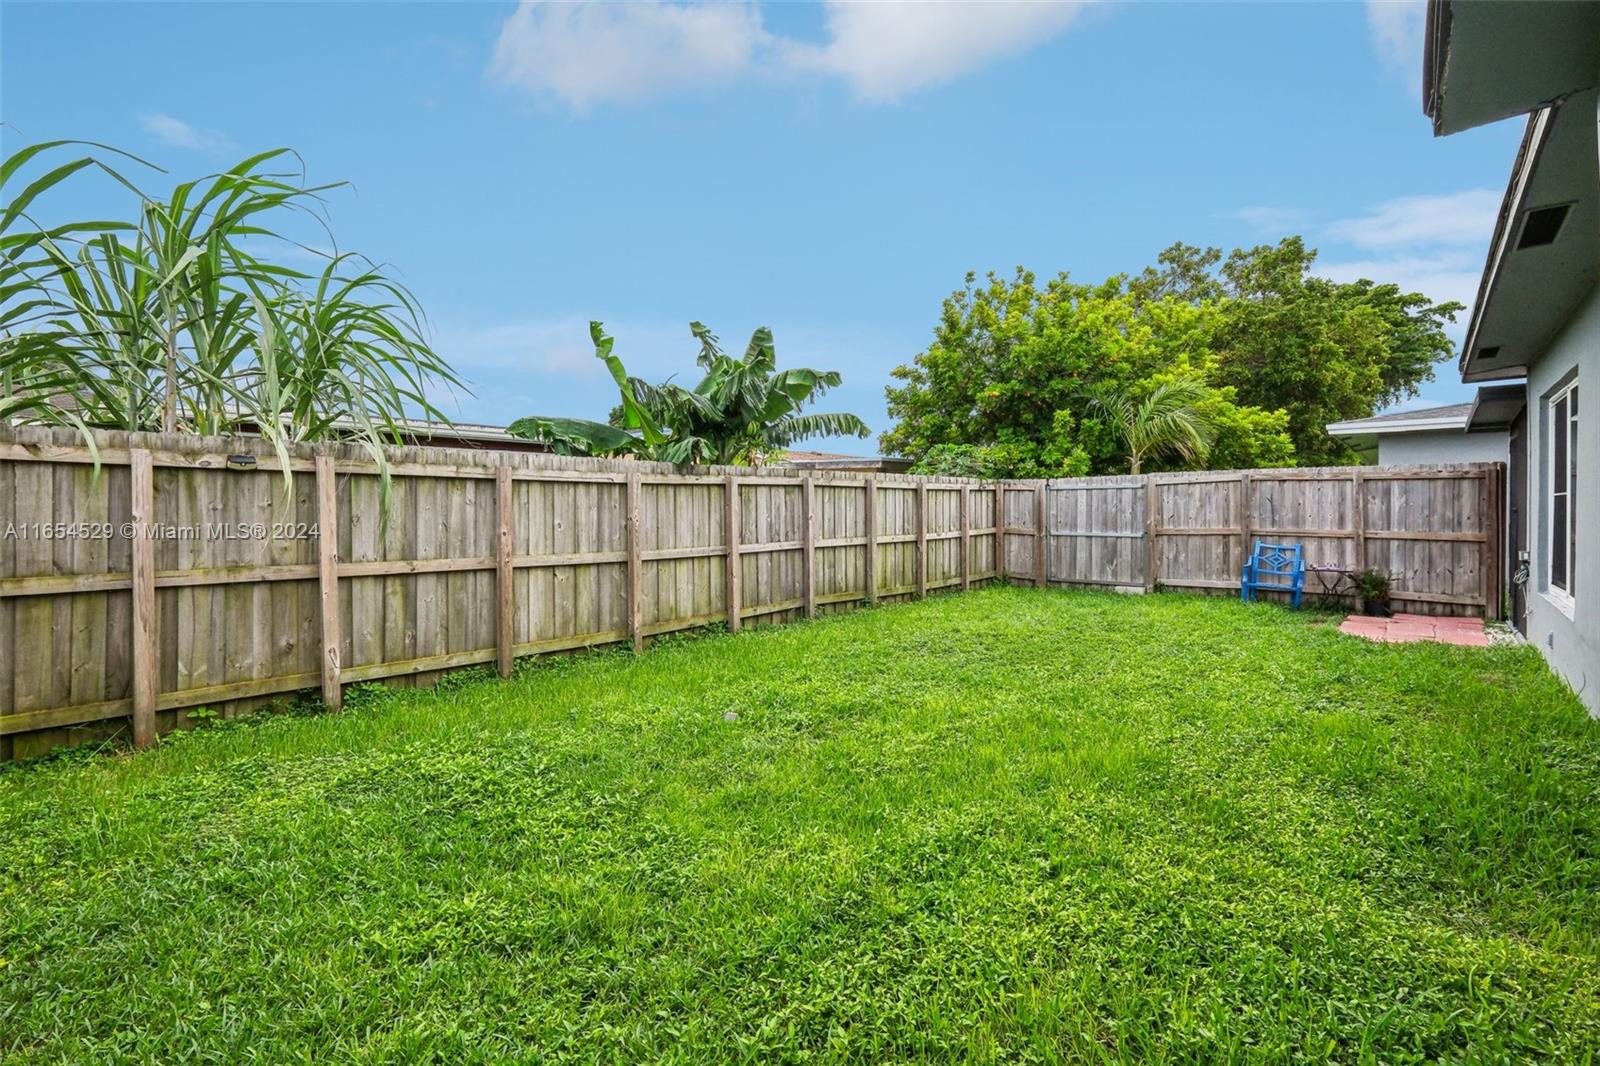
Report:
0,426,1001,759
0,425,1504,761
995,464,1505,615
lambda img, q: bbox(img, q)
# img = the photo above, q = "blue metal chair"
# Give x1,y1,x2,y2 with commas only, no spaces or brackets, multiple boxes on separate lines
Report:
1240,540,1306,607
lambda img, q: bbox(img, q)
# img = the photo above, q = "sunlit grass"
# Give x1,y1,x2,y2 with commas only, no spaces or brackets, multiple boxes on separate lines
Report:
3,586,1597,1062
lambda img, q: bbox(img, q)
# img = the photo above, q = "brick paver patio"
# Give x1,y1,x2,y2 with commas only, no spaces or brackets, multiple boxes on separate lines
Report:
1337,612,1490,646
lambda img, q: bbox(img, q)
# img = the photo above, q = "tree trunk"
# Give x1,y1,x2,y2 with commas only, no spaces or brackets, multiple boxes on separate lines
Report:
1130,454,1142,475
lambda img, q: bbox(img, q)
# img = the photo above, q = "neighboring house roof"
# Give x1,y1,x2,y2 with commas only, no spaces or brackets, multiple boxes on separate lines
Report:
69,404,900,464
1326,404,1473,438
1465,383,1528,432
361,430,911,468
782,450,863,462
260,413,551,453
1423,1,1600,383
1327,387,1525,443
380,417,551,451
778,450,914,473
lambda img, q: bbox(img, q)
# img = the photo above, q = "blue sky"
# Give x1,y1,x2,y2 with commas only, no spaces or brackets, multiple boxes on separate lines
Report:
2,1,1524,453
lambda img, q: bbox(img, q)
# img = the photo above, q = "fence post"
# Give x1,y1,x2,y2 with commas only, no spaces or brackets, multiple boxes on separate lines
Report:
915,481,927,598
1494,464,1502,617
724,474,741,632
959,484,971,591
130,448,156,748
864,475,877,604
626,472,643,652
802,474,816,618
1239,472,1254,579
314,453,342,711
495,467,514,678
1034,482,1047,587
995,482,1006,584
1352,470,1366,575
1494,463,1507,619
1143,476,1158,593
1480,467,1497,618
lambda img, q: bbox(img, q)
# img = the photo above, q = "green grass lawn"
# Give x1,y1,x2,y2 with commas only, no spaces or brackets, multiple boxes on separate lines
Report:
3,587,1598,1063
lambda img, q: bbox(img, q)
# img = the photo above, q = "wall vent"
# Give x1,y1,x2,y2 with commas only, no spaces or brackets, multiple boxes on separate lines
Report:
1516,204,1570,249
1475,346,1502,361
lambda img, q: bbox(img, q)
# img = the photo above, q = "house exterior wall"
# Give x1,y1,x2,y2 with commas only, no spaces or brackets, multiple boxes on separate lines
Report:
1523,282,1599,714
1376,429,1509,466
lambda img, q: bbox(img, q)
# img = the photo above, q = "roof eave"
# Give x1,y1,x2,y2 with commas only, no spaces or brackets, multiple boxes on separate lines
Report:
1326,417,1470,437
1457,106,1557,378
1465,382,1528,432
1422,0,1452,135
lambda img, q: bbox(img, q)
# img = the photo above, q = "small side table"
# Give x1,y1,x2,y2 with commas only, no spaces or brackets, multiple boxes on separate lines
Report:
1307,565,1355,610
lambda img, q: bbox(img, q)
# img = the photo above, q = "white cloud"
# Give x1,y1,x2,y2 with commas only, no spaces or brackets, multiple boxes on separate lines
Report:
785,1,1091,103
1315,252,1483,310
1315,190,1497,314
489,0,1094,109
1366,0,1425,72
489,1,770,110
428,316,663,427
435,318,606,378
1323,189,1501,250
137,112,233,153
1232,205,1312,234
1224,189,1496,318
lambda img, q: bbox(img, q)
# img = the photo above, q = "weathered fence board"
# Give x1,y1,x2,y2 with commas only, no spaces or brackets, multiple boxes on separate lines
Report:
0,426,995,758
1043,475,1145,590
1036,464,1504,613
0,423,1503,761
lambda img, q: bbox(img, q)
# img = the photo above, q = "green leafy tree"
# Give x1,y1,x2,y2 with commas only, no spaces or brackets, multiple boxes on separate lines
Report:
883,269,1288,477
1139,356,1294,471
1209,238,1460,465
1128,242,1226,305
1190,384,1295,470
883,238,1459,473
509,321,869,465
910,444,999,479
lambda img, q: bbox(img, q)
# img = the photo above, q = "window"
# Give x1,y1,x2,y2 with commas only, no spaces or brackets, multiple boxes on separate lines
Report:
1549,380,1578,604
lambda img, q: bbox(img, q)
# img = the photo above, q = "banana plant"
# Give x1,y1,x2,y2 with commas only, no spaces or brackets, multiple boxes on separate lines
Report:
509,321,870,465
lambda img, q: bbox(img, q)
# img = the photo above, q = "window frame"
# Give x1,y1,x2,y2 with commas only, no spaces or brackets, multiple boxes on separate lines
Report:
1546,377,1578,617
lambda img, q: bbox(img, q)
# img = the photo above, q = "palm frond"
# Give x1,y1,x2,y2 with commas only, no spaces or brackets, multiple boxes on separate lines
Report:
1094,378,1215,473
763,412,871,447
690,320,722,370
589,321,667,445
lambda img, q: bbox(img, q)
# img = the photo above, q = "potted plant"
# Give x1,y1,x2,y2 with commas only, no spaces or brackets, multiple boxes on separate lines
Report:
1348,568,1392,617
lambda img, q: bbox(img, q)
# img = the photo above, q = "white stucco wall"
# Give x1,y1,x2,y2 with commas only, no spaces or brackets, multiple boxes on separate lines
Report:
1523,282,1599,714
1376,429,1509,466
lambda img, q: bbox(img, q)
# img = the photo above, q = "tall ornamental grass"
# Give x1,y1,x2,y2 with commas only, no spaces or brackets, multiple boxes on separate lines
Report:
0,141,464,491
